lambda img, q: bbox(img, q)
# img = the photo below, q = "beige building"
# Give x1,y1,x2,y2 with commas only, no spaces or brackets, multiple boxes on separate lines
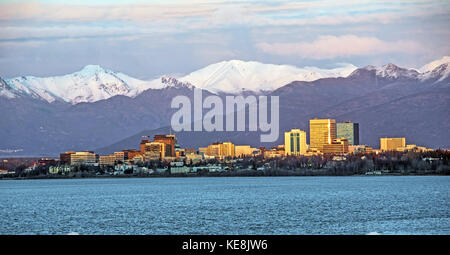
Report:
186,153,203,164
203,142,235,159
396,144,431,152
114,151,125,162
235,145,258,158
198,147,208,155
310,118,336,152
70,151,97,165
284,129,308,156
323,138,349,154
380,138,406,151
99,155,116,166
349,145,374,154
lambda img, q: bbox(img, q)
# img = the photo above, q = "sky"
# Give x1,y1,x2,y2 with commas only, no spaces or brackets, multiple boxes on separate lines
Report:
0,0,449,79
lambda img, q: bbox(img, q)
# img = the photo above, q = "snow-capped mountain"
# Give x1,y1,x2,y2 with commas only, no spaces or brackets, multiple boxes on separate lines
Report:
2,61,358,104
178,60,357,94
375,63,419,79
348,57,450,83
4,65,165,104
420,56,450,73
418,56,450,82
1,57,449,104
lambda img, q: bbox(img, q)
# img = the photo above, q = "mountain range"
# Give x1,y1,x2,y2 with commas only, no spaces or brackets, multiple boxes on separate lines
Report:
1,57,449,156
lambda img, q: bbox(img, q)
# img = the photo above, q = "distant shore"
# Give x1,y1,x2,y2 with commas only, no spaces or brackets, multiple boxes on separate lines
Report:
1,170,447,180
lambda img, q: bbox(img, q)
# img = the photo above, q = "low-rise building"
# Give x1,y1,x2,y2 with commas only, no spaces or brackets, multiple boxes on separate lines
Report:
114,151,125,162
235,145,259,158
380,137,406,151
99,155,116,166
70,151,97,165
323,138,349,154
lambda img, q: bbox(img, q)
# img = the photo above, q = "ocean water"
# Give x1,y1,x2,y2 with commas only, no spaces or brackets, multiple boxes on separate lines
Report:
0,176,449,235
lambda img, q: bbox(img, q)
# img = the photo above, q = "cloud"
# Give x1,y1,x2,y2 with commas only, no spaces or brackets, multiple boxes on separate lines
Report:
0,1,447,26
256,35,424,59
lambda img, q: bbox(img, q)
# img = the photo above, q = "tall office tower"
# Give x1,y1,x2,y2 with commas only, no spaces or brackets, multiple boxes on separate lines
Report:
154,135,176,157
309,118,336,152
380,138,406,151
284,129,307,156
336,121,359,145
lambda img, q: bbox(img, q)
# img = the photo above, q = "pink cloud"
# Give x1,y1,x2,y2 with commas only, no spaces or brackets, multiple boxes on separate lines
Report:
256,35,424,59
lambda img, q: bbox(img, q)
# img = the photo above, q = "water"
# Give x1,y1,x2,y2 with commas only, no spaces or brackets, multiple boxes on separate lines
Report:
0,176,449,235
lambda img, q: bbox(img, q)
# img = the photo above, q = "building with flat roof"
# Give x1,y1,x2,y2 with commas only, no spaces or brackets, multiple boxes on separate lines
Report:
235,145,259,158
60,151,75,165
337,121,359,145
323,138,349,154
70,151,97,165
99,155,116,166
114,151,125,162
284,129,307,156
154,135,176,157
143,142,166,161
310,118,336,152
204,142,235,159
380,137,406,151
122,149,141,160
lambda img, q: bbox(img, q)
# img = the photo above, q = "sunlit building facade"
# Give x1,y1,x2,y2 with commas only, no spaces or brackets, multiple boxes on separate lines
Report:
323,138,349,154
70,151,97,165
380,137,406,151
235,145,258,158
154,135,176,157
309,118,336,152
144,142,166,161
99,155,116,166
284,129,307,156
205,142,235,158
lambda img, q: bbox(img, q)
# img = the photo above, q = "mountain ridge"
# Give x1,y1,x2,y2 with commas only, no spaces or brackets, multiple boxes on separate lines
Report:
2,57,449,105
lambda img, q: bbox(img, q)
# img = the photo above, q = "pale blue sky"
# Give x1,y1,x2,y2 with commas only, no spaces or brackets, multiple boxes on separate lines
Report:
0,0,449,79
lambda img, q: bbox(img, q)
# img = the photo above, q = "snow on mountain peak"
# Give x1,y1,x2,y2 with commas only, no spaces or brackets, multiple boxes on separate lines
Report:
178,60,357,94
4,65,145,104
376,63,419,79
3,58,449,104
420,56,450,73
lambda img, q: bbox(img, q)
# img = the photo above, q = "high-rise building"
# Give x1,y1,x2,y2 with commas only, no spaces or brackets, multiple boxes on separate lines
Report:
309,118,336,152
337,121,359,145
380,138,406,151
154,135,176,157
284,129,307,156
323,138,349,154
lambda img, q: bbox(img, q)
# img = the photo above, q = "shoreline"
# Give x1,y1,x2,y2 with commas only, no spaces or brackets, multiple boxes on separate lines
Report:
1,172,448,181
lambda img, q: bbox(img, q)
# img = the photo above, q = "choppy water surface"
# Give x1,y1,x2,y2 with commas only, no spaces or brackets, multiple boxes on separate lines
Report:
0,176,449,234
